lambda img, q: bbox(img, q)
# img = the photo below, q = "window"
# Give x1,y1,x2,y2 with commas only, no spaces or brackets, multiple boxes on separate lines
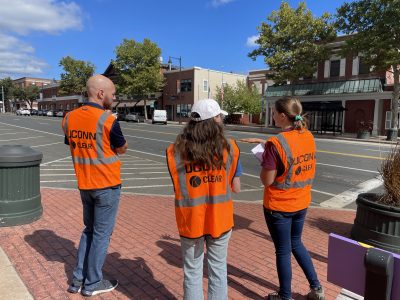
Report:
203,80,208,92
384,111,400,130
66,104,70,110
59,104,63,110
176,104,192,118
180,79,192,92
359,57,370,75
330,60,340,77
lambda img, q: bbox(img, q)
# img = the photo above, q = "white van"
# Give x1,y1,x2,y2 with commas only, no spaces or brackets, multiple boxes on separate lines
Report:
152,110,167,125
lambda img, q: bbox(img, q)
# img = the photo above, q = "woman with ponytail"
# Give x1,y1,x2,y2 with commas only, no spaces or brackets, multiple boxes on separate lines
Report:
241,97,324,300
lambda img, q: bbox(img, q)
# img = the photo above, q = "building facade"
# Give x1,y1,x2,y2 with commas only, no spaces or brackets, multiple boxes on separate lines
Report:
12,77,54,110
263,37,395,136
162,67,247,121
37,82,84,112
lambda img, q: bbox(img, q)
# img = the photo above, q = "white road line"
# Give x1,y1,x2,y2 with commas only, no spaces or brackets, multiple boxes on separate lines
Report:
121,167,166,170
316,163,379,174
120,163,163,166
0,136,44,142
41,169,74,171
320,176,383,208
41,174,75,176
243,172,336,196
138,171,169,174
122,177,170,180
32,142,63,148
46,164,74,167
364,148,391,153
0,132,25,136
312,189,336,196
41,156,71,166
122,184,173,189
124,134,171,143
126,149,165,158
242,172,259,178
38,123,50,125
41,179,76,183
240,188,264,192
0,122,63,136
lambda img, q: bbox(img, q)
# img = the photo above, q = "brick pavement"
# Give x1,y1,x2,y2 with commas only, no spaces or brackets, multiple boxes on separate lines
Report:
0,188,356,299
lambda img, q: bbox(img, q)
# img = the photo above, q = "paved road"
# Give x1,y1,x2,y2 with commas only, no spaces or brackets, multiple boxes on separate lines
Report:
0,114,389,209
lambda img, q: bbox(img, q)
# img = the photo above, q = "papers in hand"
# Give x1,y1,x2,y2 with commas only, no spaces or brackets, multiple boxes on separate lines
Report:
251,143,265,162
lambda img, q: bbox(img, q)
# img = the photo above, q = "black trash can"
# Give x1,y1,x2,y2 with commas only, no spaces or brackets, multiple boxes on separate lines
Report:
386,128,398,141
0,145,43,226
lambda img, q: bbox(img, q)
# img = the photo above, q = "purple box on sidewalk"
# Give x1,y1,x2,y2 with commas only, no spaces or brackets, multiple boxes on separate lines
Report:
327,233,400,300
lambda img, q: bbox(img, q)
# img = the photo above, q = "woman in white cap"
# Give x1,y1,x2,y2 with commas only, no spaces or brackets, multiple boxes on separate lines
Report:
166,99,242,300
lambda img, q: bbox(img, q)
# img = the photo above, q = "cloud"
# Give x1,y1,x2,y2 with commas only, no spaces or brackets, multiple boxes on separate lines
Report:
246,35,259,47
0,0,83,76
0,0,83,35
0,33,48,76
211,0,235,8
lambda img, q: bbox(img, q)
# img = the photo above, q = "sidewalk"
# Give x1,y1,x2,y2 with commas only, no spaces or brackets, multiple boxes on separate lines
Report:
0,188,356,300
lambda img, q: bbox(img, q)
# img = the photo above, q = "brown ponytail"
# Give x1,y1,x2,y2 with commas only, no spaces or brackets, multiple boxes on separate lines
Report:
275,97,308,130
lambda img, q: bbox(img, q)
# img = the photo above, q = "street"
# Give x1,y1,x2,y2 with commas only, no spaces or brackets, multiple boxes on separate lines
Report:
0,114,389,210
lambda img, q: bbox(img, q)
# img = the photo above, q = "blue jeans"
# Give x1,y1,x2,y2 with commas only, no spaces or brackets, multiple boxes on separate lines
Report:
264,208,320,300
180,230,232,300
72,186,121,291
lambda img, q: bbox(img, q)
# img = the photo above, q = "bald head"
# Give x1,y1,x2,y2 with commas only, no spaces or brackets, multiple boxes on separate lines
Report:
87,75,114,97
86,74,116,109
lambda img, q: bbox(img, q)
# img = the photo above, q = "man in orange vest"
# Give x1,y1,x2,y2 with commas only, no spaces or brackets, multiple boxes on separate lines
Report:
166,99,241,299
62,74,128,297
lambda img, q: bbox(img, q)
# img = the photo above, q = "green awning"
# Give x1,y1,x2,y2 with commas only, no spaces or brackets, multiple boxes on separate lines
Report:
266,78,383,97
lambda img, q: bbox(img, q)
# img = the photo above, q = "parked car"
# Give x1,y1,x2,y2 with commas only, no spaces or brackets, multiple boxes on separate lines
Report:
40,109,49,116
56,111,64,117
125,113,141,122
20,108,31,116
117,113,126,121
15,109,22,115
46,110,54,117
30,109,38,116
152,110,167,124
62,110,70,117
37,110,43,116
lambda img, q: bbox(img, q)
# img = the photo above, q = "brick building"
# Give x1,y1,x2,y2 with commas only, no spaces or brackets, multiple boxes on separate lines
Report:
262,36,395,136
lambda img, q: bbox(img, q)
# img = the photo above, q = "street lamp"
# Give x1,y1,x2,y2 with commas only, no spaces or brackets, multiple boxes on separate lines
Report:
167,56,182,124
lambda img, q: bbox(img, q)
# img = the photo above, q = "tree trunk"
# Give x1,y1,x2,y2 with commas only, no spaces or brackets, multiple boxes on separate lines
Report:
143,99,148,120
388,66,400,141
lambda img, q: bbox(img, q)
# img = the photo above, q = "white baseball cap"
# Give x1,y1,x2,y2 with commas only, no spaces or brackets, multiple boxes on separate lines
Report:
190,99,228,121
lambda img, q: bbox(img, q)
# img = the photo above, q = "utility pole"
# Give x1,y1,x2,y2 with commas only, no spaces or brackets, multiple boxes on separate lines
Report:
1,85,4,113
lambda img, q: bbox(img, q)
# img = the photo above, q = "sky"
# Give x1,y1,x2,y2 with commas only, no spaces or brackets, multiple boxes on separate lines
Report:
0,0,353,80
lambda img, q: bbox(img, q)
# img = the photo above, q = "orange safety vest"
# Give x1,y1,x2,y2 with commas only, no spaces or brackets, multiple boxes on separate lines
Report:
62,105,121,190
264,130,316,212
166,139,240,239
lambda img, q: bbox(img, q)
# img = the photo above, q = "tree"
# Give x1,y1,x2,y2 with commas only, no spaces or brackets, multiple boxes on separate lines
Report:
113,38,164,120
13,86,26,108
59,56,95,96
0,77,15,112
25,85,40,109
336,0,400,140
249,1,336,89
215,80,261,115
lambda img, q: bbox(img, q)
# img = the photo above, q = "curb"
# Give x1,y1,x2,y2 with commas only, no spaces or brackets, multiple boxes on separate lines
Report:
0,247,33,300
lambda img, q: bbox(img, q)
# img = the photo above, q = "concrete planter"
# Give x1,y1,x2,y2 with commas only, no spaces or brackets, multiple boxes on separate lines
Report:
351,193,400,253
356,131,370,139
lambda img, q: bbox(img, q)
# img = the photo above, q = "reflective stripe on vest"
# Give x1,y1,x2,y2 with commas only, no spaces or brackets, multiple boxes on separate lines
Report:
173,142,234,207
64,110,119,165
271,133,313,189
